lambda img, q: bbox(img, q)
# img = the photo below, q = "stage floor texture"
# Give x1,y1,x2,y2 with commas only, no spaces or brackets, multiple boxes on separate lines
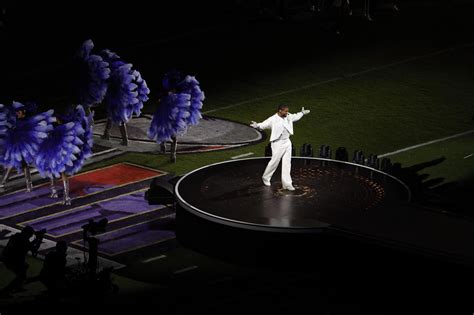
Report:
176,157,411,231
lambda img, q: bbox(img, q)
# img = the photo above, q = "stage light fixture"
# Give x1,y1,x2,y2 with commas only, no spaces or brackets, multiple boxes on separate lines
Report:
352,150,365,165
367,154,379,169
301,143,314,157
335,147,349,161
380,158,392,172
319,145,331,159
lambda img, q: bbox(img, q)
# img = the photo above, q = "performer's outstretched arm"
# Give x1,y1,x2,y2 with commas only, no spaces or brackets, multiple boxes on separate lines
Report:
250,116,272,130
290,107,310,123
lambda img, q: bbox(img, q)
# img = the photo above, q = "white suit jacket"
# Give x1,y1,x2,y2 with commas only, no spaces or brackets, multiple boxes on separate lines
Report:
257,112,304,142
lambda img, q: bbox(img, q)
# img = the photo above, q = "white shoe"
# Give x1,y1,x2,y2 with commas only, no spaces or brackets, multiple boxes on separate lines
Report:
262,179,271,186
284,185,295,191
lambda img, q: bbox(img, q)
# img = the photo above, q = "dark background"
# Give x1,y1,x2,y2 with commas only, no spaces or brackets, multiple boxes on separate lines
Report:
3,0,474,113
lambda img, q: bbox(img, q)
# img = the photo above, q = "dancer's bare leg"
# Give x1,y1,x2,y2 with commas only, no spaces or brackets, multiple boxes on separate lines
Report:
101,118,112,140
23,164,33,192
0,166,12,190
170,135,177,163
61,173,71,205
119,122,129,146
49,177,58,198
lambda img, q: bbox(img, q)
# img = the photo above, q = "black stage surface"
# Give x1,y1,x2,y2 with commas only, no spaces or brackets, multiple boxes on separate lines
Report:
176,157,410,230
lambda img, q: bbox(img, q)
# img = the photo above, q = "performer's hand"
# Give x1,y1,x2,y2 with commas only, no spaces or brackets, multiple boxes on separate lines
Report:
301,107,310,115
250,121,259,128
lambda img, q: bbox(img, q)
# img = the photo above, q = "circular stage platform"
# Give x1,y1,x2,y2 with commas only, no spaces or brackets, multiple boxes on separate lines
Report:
175,157,412,268
93,115,264,153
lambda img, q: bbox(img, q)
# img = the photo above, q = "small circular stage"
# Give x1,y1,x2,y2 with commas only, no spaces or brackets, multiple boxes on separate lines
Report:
175,157,411,268
93,115,264,153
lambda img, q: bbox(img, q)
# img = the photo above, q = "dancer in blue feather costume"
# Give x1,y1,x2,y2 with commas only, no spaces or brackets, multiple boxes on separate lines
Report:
100,49,150,146
148,70,205,162
75,39,110,110
69,105,94,175
35,105,93,205
177,75,205,126
148,93,191,143
0,102,55,192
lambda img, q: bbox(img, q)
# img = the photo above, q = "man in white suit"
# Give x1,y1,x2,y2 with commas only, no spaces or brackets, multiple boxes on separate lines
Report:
250,104,310,191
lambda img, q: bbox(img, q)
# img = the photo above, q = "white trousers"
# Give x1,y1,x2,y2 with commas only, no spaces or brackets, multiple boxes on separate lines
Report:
262,139,293,188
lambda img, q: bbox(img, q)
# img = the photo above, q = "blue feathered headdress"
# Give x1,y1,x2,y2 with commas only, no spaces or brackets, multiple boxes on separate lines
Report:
0,108,56,172
177,76,205,126
100,50,150,123
148,70,204,144
148,93,191,144
35,105,93,178
74,39,111,108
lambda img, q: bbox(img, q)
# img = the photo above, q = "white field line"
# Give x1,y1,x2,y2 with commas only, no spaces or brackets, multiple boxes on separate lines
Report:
231,152,255,159
379,130,474,158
